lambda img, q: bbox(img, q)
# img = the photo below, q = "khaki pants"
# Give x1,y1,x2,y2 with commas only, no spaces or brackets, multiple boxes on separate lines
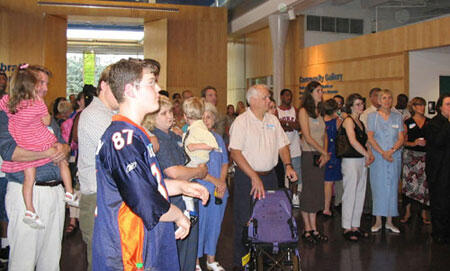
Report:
79,193,96,271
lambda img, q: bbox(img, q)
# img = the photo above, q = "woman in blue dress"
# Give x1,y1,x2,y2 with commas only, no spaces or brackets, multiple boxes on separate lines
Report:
367,89,404,233
196,102,228,271
322,99,343,217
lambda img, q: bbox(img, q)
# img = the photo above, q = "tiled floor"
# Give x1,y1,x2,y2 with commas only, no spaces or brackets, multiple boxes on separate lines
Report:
210,196,450,271
58,194,450,271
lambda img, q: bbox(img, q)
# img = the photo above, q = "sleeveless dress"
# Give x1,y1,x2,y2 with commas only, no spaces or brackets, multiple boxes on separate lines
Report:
299,115,326,213
324,118,342,181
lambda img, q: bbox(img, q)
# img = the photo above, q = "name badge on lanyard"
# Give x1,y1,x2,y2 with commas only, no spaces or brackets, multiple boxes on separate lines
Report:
392,124,399,129
409,123,416,129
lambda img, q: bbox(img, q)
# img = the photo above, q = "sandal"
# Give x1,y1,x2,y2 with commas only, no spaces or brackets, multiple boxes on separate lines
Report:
65,192,80,207
312,231,328,242
195,264,202,271
322,211,333,218
353,229,369,238
23,210,45,229
302,231,317,244
343,230,358,241
400,215,411,224
206,261,224,271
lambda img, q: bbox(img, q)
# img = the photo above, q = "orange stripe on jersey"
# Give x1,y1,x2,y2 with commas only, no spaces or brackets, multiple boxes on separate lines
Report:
112,114,152,139
118,203,145,271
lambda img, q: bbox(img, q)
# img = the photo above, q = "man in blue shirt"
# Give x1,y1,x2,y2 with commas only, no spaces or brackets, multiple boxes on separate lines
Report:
0,65,70,271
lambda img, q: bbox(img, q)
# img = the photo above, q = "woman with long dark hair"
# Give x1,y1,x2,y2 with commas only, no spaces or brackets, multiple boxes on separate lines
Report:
298,81,330,244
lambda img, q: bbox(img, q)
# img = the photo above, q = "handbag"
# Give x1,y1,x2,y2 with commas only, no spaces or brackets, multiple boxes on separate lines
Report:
336,118,362,158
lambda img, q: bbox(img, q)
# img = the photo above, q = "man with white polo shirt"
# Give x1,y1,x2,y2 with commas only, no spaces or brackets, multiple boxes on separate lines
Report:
229,84,298,270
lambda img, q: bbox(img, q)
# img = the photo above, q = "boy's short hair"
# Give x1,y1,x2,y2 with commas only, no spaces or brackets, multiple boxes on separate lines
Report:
108,59,144,103
143,59,160,76
183,97,204,120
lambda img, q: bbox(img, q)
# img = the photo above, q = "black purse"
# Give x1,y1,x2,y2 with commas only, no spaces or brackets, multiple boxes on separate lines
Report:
336,119,362,158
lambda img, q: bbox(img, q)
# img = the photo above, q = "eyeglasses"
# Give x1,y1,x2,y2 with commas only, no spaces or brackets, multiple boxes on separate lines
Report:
413,103,425,106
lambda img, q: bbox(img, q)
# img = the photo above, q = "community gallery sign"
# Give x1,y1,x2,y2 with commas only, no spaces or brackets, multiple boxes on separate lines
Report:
299,73,343,94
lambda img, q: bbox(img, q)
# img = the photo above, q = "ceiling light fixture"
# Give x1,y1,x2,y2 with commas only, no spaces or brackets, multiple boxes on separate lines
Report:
37,1,179,12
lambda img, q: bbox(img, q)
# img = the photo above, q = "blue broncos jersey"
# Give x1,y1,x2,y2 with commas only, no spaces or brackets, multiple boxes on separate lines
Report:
93,115,180,271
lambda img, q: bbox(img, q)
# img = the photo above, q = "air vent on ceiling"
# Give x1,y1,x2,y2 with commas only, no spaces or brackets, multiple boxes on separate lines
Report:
306,15,363,34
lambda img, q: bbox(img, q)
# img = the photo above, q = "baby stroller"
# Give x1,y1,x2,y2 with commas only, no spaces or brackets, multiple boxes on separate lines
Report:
244,189,300,271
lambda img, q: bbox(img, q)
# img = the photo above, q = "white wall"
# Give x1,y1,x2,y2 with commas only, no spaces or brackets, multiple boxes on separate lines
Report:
409,49,450,117
227,39,247,107
301,0,372,47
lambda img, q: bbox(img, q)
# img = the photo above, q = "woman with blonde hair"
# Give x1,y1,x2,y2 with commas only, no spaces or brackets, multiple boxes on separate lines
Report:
367,89,404,233
143,96,209,271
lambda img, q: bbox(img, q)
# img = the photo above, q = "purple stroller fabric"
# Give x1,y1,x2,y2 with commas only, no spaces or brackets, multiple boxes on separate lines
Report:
247,190,298,244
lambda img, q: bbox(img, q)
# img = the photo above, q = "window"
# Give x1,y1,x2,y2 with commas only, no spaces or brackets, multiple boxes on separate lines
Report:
66,52,143,95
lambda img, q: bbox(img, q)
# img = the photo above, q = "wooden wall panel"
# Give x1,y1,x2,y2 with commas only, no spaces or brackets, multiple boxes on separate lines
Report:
300,16,450,67
297,16,450,105
245,27,272,79
0,9,44,69
0,9,66,106
43,15,67,106
144,18,168,90
239,16,450,108
166,7,227,113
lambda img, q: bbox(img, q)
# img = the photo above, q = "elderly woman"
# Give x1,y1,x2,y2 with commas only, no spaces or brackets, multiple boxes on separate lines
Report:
196,102,228,271
142,96,208,271
298,81,330,244
400,97,430,224
367,89,404,233
340,94,374,241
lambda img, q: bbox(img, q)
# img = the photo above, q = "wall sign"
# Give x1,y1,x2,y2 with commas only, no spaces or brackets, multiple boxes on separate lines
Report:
299,73,343,94
0,62,18,75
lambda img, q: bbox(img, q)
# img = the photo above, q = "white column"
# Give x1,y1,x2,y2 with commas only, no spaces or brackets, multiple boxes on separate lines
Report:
269,14,289,105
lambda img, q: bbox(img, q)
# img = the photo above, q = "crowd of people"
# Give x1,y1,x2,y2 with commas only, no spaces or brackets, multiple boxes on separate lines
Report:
0,60,448,271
